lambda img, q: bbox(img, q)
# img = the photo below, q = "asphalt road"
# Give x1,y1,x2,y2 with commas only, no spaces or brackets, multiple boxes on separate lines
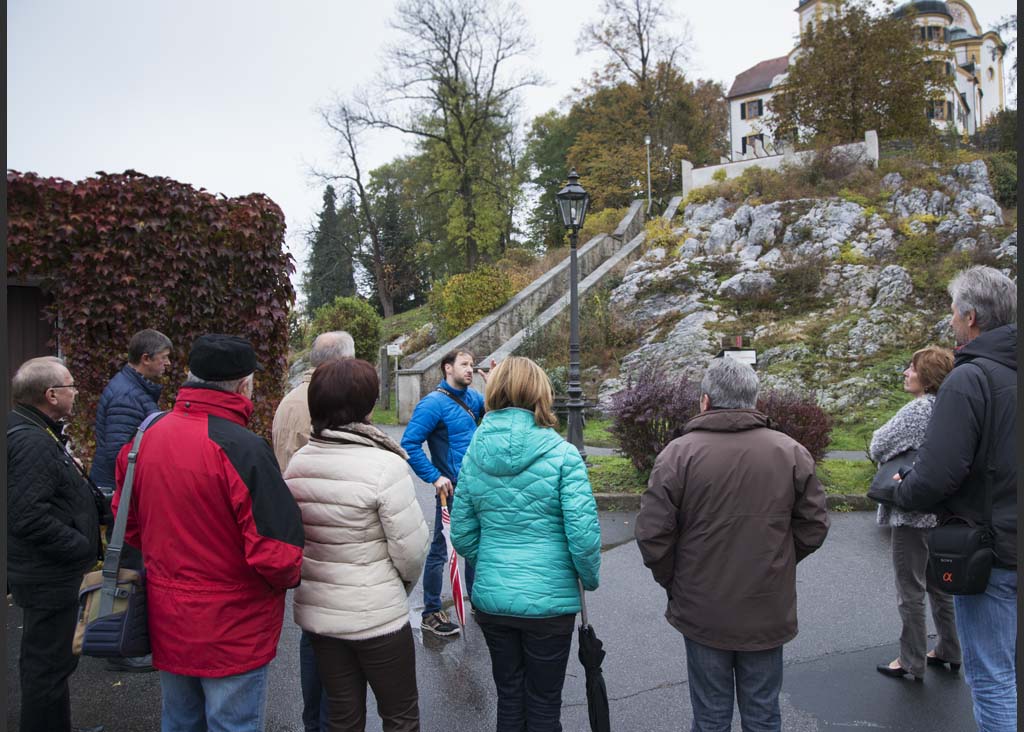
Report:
6,427,976,731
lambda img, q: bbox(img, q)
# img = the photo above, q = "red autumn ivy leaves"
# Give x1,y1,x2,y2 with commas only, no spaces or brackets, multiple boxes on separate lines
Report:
7,169,295,454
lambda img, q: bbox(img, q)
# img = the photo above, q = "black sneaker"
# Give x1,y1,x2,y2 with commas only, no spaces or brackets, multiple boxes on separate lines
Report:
422,610,460,637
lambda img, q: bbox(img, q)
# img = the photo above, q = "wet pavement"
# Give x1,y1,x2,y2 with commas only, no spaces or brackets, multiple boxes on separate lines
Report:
7,427,975,731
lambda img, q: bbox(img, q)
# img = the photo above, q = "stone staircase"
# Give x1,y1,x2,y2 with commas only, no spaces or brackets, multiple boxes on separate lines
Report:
395,198,681,422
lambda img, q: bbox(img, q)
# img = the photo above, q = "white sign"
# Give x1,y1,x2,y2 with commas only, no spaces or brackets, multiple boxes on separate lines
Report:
722,349,757,366
387,344,402,357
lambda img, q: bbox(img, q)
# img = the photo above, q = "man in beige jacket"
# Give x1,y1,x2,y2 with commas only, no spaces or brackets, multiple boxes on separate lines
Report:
272,330,355,471
271,328,353,732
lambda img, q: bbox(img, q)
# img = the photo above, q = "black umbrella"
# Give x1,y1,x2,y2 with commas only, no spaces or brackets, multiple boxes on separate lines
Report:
577,579,611,732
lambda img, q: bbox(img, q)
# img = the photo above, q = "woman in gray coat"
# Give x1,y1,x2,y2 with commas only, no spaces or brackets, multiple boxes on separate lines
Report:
873,346,961,681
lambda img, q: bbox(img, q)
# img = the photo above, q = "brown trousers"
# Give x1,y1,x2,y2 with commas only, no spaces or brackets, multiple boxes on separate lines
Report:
309,624,420,732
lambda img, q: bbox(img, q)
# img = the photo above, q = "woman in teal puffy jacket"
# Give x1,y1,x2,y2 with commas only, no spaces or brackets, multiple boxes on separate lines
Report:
452,356,601,732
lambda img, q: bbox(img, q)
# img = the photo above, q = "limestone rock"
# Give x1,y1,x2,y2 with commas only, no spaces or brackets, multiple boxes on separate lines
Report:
717,271,775,299
782,200,865,251
683,198,729,228
872,265,914,308
706,218,739,254
952,160,994,197
817,265,879,309
747,202,784,247
618,310,720,384
952,190,1003,223
953,237,977,252
881,172,904,191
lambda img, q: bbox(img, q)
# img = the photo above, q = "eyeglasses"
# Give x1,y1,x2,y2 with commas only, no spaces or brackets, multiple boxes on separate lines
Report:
48,384,78,392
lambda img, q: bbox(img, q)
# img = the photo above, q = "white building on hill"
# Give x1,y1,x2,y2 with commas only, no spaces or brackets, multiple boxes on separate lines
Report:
726,0,1008,159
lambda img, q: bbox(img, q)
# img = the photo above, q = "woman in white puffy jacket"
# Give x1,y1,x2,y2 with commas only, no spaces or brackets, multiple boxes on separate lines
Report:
284,358,429,732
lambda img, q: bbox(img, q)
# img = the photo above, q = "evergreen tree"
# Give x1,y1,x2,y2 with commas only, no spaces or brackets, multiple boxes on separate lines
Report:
303,185,357,317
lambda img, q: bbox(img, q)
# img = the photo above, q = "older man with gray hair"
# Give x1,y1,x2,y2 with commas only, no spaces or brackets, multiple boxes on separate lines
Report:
888,265,1017,731
272,330,355,471
635,356,830,732
8,356,105,732
271,329,354,732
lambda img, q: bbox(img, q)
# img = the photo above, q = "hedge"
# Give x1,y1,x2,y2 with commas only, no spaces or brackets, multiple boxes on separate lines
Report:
7,169,294,453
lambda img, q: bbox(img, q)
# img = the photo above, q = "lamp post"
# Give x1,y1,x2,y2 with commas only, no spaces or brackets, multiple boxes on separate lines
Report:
555,169,589,459
644,134,652,214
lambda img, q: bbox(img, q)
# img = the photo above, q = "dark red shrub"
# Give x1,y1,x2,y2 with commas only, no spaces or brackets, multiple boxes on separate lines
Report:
607,365,700,472
756,390,833,463
7,169,294,454
609,367,833,471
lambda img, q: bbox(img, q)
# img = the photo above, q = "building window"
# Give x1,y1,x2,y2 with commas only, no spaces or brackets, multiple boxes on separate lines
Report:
926,100,949,121
987,67,995,80
741,134,764,154
739,99,764,120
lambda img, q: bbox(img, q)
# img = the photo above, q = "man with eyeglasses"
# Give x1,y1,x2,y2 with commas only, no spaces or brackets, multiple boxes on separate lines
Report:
89,328,172,673
7,356,106,732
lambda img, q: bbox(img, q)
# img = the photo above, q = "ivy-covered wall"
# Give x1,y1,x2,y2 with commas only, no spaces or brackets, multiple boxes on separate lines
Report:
6,169,295,453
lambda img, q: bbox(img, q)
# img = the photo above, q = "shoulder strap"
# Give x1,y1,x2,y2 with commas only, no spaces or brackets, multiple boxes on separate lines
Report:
98,411,166,615
435,387,481,426
967,359,1001,529
6,424,34,438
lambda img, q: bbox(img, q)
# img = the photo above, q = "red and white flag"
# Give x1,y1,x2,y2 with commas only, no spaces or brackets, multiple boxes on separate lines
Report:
440,494,466,627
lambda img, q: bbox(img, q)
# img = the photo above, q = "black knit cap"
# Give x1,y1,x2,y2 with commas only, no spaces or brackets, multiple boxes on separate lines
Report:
188,334,262,381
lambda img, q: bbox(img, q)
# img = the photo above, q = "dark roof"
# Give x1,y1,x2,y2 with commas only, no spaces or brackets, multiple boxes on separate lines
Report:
893,1,952,20
727,55,790,98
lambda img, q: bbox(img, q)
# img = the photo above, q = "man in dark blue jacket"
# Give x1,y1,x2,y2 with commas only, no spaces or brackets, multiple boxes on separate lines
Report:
89,328,171,672
891,266,1016,731
401,349,486,637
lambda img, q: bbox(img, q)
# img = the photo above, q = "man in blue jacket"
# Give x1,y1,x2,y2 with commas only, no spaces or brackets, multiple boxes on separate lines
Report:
401,349,486,637
89,328,171,673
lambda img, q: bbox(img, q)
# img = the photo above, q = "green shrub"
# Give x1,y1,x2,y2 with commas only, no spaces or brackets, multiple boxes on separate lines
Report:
643,217,678,251
310,296,383,363
579,206,629,245
712,168,728,183
986,152,1017,208
429,266,516,339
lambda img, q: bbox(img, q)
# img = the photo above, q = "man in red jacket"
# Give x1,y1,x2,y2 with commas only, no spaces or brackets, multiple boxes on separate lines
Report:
113,334,304,732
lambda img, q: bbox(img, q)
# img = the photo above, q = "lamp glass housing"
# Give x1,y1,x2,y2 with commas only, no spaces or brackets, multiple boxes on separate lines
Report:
555,169,590,230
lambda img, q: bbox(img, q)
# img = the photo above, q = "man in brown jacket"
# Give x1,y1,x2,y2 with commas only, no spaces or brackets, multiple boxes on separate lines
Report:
635,356,829,732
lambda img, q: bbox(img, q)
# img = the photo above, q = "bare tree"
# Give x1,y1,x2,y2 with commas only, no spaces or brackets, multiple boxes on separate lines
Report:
352,0,540,269
577,0,691,107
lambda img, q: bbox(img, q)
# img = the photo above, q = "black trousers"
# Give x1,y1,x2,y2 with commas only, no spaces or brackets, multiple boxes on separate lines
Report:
479,620,573,732
309,624,420,732
10,580,81,732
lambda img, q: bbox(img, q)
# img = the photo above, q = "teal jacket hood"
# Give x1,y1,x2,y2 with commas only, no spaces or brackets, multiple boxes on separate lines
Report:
450,407,601,618
468,408,566,476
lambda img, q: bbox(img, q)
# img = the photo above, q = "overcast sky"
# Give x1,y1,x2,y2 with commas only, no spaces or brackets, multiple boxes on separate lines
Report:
7,0,1016,281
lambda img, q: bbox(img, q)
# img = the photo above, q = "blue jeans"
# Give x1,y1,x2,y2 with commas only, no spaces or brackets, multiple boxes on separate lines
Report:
422,493,475,617
160,664,269,732
954,568,1017,732
683,637,783,732
300,631,328,732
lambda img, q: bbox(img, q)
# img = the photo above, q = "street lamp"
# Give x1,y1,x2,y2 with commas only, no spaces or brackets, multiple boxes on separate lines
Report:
644,134,652,214
555,169,589,459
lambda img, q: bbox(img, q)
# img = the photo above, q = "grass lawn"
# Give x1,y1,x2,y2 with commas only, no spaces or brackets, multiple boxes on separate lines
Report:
381,305,432,343
557,416,619,449
817,458,876,495
371,404,399,426
586,455,648,494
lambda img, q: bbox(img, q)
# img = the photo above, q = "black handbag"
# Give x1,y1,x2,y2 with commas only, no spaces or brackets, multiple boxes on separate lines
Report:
925,364,999,596
76,412,164,657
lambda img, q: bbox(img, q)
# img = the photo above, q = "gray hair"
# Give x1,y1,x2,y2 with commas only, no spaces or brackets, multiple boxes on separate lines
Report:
12,356,67,406
184,371,253,394
701,356,759,410
948,266,1016,332
310,331,355,367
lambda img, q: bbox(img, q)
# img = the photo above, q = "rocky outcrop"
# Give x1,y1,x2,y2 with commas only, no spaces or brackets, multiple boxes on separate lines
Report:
597,157,1014,419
